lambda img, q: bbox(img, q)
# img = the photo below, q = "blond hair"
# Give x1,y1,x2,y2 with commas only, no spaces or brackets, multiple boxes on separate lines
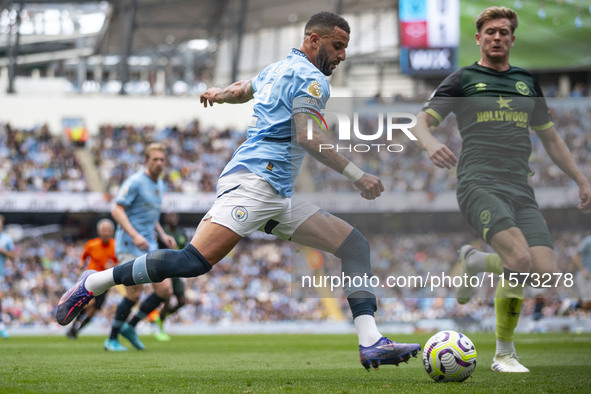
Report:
476,6,518,33
144,142,166,160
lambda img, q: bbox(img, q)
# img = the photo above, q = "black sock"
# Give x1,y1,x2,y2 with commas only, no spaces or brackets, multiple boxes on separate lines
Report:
346,291,377,319
113,245,212,286
110,297,136,339
129,293,164,327
334,229,377,319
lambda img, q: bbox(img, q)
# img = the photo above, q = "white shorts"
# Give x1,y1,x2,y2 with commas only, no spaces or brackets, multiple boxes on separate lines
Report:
204,170,319,240
117,252,141,265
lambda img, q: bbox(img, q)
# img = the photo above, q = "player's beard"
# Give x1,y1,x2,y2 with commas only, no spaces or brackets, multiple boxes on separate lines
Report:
315,45,333,76
148,165,163,180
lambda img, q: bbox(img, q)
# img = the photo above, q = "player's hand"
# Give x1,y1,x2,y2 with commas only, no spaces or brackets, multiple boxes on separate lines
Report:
163,234,177,249
354,173,385,200
200,88,222,108
582,269,591,280
577,181,591,210
425,140,457,169
132,234,150,251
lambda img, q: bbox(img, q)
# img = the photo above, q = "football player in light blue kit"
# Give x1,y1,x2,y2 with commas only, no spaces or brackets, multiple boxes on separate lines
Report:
57,12,421,370
104,143,176,351
0,215,15,339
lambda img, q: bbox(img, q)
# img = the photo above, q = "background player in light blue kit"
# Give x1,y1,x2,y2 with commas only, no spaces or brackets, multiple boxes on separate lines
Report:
104,143,176,351
58,12,421,369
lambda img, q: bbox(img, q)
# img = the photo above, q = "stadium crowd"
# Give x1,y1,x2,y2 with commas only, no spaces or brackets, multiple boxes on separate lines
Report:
1,101,589,195
0,229,586,331
0,123,87,192
91,122,244,195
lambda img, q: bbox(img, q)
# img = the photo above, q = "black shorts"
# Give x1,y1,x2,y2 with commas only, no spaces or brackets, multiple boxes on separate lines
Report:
457,175,553,248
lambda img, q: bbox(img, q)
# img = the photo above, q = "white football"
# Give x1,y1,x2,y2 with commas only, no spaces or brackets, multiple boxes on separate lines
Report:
422,330,477,382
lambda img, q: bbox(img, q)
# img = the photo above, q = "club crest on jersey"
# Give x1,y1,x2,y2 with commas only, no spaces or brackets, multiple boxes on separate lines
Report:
480,210,491,225
308,81,322,98
515,81,530,95
231,206,248,223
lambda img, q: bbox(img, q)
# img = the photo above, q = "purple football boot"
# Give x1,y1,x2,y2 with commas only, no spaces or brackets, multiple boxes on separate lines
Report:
56,270,96,326
359,337,421,371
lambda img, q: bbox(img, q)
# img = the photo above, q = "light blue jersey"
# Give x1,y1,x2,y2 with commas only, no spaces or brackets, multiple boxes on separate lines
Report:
220,48,329,197
578,235,591,272
0,231,14,278
114,171,166,256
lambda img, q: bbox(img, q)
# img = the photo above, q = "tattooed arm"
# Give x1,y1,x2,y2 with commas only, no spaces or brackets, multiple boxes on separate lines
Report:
294,112,384,200
200,79,254,107
294,112,349,173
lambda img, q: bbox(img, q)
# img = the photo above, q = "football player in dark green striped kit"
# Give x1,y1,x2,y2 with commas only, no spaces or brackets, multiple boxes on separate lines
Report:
412,6,591,373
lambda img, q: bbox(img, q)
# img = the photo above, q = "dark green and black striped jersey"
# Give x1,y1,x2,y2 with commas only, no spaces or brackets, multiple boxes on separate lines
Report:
423,62,554,181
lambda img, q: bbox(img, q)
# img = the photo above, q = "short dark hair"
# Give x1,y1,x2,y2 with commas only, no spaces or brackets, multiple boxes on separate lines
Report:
476,6,518,33
304,11,350,37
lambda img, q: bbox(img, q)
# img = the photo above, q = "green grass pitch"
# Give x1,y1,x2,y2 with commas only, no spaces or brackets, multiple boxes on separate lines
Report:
459,0,591,70
1,332,590,393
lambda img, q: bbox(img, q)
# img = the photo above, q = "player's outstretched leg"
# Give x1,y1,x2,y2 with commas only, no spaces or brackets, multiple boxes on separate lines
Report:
57,245,211,325
56,270,97,326
359,337,421,371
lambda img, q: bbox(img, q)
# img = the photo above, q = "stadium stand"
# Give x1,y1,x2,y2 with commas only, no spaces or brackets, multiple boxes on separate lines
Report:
2,100,589,195
0,123,88,192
